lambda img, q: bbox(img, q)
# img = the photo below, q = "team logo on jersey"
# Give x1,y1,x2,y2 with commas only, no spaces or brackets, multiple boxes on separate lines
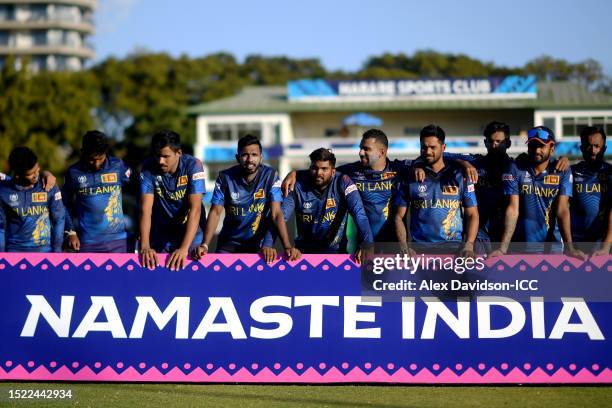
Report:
442,185,459,195
177,175,188,187
502,174,514,181
382,171,396,180
254,188,265,199
303,201,313,209
192,172,205,180
78,175,87,184
32,192,47,203
231,192,240,201
344,184,358,195
54,192,62,200
467,184,475,192
544,175,560,185
9,193,18,203
417,184,427,197
101,173,118,183
325,198,336,209
524,173,532,182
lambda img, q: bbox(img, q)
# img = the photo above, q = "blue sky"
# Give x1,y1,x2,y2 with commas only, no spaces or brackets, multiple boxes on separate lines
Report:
95,0,612,74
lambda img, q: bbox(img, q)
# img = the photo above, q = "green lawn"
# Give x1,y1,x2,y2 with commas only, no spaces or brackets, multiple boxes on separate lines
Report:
1,383,611,408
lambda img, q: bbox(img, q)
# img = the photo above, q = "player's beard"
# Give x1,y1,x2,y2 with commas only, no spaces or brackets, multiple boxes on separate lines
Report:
364,152,382,169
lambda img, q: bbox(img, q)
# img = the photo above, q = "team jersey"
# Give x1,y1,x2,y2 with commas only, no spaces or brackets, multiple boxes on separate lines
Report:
502,159,572,242
264,171,374,253
393,162,477,243
336,159,412,242
62,156,131,244
0,179,65,252
570,161,612,242
140,154,206,251
211,164,282,252
444,153,513,242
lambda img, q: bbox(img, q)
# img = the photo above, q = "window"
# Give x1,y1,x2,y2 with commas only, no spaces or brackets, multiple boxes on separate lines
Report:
561,116,612,137
542,117,555,132
404,127,420,136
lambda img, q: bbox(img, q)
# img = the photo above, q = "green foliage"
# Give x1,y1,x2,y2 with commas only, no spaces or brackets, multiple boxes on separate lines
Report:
0,50,608,176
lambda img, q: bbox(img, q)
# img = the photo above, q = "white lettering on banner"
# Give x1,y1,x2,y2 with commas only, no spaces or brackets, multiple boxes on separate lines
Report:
250,296,293,339
294,296,340,338
421,297,470,339
129,297,190,339
338,81,396,97
21,295,74,337
19,295,605,340
72,296,127,338
343,296,382,338
192,297,247,339
477,297,526,338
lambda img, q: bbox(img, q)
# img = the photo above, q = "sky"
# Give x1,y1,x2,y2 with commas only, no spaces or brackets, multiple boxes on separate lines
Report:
94,0,612,74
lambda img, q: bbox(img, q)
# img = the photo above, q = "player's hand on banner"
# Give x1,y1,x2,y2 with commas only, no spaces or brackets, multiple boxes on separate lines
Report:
554,156,570,172
140,247,159,270
564,246,588,261
167,247,189,271
260,246,277,263
399,242,417,258
591,244,611,257
191,243,209,260
41,171,57,191
354,246,374,265
285,246,301,261
281,171,297,197
459,242,476,259
488,248,506,258
68,233,80,251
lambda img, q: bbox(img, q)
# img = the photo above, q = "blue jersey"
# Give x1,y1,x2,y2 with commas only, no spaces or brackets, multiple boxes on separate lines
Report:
62,156,131,244
336,159,412,242
140,154,206,251
0,179,65,252
265,171,374,253
502,160,572,242
570,161,612,242
444,153,513,242
394,162,477,243
211,164,282,252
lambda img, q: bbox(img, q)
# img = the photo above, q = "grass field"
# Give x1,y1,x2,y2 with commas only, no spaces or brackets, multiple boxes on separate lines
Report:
1,383,611,408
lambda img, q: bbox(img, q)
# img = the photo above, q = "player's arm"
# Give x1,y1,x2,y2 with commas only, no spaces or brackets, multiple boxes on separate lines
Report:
61,172,80,251
556,195,587,260
392,180,412,254
0,203,6,252
593,209,612,256
49,188,66,253
261,191,295,263
193,204,223,260
41,170,56,192
166,193,202,271
460,177,479,256
490,195,518,256
139,193,158,269
281,170,297,197
270,200,300,261
344,177,374,263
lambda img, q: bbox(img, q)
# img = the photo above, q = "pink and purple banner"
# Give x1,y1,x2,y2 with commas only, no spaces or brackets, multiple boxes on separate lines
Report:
0,253,610,383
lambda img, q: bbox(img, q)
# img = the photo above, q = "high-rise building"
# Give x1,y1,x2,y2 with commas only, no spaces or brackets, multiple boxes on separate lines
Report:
0,0,95,71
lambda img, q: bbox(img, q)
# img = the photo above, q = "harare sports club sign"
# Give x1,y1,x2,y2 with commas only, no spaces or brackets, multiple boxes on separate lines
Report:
0,253,610,384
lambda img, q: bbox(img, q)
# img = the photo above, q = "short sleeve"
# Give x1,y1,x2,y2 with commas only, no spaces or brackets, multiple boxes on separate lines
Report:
559,170,572,197
269,171,283,203
210,175,225,206
120,161,132,185
189,159,206,195
502,163,519,196
392,180,409,208
462,178,477,208
140,169,155,195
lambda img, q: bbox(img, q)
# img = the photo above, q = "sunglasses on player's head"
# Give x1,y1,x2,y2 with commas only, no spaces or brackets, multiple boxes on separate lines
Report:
527,128,552,141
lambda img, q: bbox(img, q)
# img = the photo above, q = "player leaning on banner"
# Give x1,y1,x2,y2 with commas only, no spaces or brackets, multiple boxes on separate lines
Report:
263,148,374,262
393,125,479,256
139,130,206,270
62,131,132,253
193,135,300,263
490,126,586,259
443,121,569,253
0,147,65,252
570,126,612,256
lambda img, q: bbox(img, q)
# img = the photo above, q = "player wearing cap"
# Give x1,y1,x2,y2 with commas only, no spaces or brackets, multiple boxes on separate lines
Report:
62,131,132,253
263,148,374,261
193,134,300,262
139,130,206,270
491,126,586,258
570,126,611,255
0,147,65,252
393,125,479,255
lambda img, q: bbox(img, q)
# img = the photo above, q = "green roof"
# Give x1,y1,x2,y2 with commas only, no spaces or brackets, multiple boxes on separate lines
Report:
187,82,612,115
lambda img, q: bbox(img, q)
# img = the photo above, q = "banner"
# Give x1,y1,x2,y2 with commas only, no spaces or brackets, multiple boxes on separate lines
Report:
0,253,610,383
287,76,537,102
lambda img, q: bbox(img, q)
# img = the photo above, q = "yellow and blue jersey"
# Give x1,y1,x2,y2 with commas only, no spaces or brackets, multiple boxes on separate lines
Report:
62,156,131,244
336,159,412,242
502,160,572,242
140,154,206,251
211,164,282,252
394,163,477,243
264,171,374,253
570,161,611,242
0,179,65,252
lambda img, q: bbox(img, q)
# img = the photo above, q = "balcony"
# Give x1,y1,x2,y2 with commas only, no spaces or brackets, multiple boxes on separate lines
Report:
0,43,94,58
0,19,94,33
0,1,96,9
